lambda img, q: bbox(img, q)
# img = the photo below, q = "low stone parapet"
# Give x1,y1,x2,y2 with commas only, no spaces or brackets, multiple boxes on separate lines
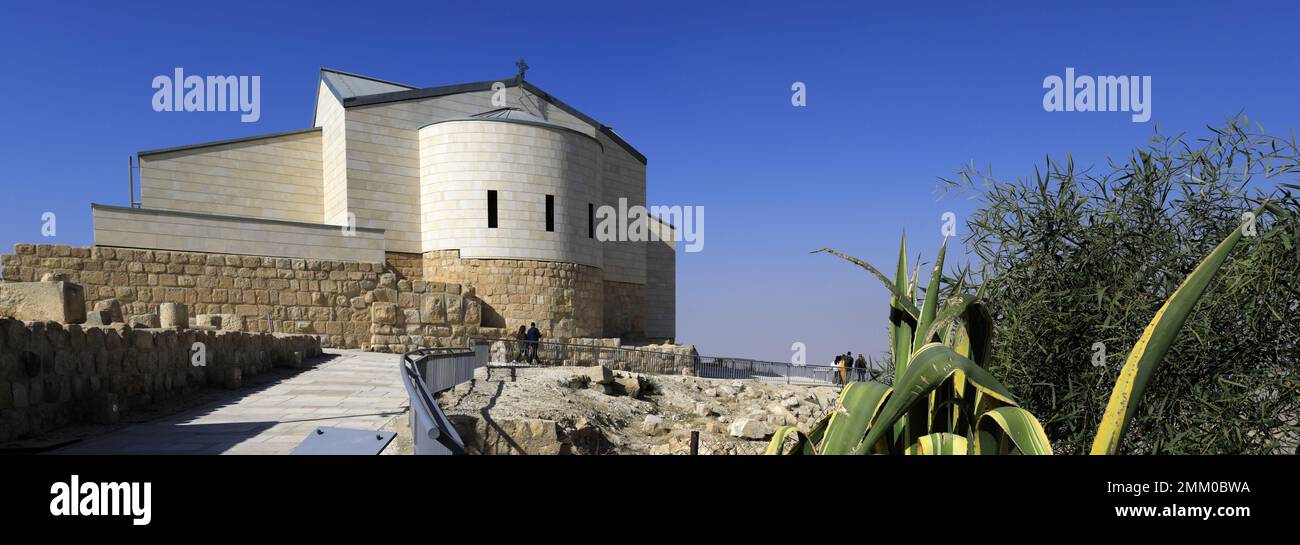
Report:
487,337,699,375
0,244,490,352
0,317,322,443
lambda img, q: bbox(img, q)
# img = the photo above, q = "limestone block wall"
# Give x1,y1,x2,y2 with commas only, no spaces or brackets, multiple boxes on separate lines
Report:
645,218,676,340
547,338,698,375
139,128,324,223
423,249,603,339
384,252,423,281
0,318,322,443
603,281,645,339
92,204,387,262
0,244,492,352
418,119,603,267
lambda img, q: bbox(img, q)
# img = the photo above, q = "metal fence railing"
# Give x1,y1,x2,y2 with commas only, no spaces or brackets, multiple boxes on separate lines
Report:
400,347,488,455
692,356,838,383
471,337,855,385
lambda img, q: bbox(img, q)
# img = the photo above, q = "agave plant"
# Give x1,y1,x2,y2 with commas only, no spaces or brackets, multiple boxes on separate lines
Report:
769,207,1265,455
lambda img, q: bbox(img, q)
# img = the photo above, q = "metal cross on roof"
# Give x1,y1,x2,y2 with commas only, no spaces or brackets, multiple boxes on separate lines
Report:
515,58,529,82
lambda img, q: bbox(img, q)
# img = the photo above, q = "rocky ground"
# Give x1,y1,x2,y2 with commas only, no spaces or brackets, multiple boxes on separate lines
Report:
431,364,841,455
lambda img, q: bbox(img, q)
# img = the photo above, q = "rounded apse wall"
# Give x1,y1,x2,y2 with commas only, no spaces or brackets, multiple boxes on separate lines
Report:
418,117,604,267
418,116,606,339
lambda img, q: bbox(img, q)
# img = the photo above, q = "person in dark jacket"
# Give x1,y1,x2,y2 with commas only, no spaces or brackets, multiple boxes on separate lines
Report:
525,322,542,364
854,353,867,382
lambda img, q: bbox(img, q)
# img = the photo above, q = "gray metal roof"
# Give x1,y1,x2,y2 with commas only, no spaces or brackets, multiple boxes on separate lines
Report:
315,69,646,164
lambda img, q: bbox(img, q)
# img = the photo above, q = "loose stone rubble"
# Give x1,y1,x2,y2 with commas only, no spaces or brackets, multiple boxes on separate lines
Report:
437,364,839,455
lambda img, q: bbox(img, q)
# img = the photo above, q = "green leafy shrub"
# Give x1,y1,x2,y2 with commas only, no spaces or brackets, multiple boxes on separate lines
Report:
769,212,1263,455
941,116,1300,454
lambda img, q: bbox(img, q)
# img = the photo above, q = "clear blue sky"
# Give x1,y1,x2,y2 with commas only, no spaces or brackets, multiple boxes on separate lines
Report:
2,0,1298,364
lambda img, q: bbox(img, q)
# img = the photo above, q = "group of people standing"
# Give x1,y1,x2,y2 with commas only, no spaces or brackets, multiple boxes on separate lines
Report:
512,323,544,364
833,351,868,384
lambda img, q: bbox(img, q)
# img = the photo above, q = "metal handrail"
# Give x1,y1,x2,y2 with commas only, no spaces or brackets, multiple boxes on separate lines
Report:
400,347,482,455
470,337,856,384
471,336,699,357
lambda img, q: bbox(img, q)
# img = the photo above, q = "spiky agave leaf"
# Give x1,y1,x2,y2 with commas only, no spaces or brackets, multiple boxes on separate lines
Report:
958,300,994,368
812,247,921,318
927,373,962,434
920,293,978,348
819,381,892,455
898,238,950,447
912,237,949,352
890,234,915,376
974,406,1053,455
765,408,835,455
946,300,995,431
889,235,916,448
765,426,815,455
805,408,831,447
904,432,969,455
1090,206,1267,455
949,299,994,432
858,343,1017,454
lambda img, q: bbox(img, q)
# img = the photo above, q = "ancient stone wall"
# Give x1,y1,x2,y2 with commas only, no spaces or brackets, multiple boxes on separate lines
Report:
423,249,604,339
0,244,492,352
569,338,696,376
0,318,321,443
602,281,645,339
384,252,423,282
489,337,698,376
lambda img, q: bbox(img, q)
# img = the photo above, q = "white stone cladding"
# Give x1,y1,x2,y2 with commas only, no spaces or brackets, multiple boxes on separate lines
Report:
92,205,385,262
315,82,350,226
338,87,647,283
595,131,648,285
139,129,324,223
645,217,676,340
339,90,503,254
418,119,603,267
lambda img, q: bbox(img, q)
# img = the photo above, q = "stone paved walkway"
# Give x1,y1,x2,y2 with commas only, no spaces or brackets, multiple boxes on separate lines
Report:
57,350,409,455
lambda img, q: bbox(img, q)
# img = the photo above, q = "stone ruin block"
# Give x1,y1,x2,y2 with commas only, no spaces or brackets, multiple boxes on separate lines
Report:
464,299,482,326
0,279,86,323
159,302,188,329
92,299,124,323
193,314,222,329
371,302,399,325
84,309,114,326
219,314,243,331
129,313,161,328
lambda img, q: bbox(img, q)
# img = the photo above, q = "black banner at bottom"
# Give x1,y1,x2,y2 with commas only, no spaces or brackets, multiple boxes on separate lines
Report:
2,455,1290,533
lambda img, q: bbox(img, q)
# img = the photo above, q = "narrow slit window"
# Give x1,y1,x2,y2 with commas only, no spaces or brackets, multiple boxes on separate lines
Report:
545,195,555,232
588,203,594,238
487,190,498,228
